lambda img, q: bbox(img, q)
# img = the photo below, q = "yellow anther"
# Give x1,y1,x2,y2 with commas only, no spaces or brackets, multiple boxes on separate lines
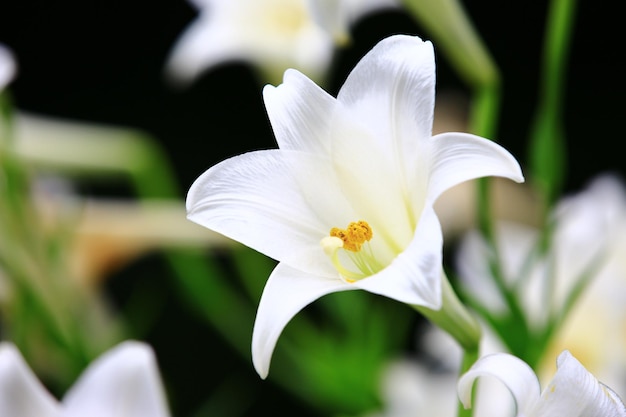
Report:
329,220,373,252
321,220,381,282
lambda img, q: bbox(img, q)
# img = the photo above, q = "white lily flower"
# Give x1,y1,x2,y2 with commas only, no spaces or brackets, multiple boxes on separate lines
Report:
0,341,171,416
166,0,334,85
458,350,626,417
186,34,524,378
0,44,16,91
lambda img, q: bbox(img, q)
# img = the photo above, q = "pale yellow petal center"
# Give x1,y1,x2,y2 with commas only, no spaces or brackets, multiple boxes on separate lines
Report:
258,0,309,35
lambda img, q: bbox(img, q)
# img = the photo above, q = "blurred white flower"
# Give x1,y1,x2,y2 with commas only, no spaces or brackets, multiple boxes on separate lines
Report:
0,341,171,417
458,350,626,417
362,357,458,417
308,0,398,44
166,0,334,85
540,175,626,396
187,34,523,378
0,44,16,91
456,174,626,329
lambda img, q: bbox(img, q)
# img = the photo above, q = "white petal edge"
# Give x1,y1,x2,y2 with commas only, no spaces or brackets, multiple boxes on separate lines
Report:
531,350,626,417
0,343,61,417
186,149,356,275
354,205,443,308
62,341,171,417
427,132,525,205
165,11,242,85
263,68,336,154
457,352,540,415
252,262,355,379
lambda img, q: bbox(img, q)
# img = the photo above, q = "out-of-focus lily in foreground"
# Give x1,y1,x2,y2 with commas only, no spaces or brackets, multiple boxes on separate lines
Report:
186,34,523,378
0,341,171,417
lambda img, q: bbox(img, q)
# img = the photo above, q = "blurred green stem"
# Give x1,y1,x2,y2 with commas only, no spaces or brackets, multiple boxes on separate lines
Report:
520,0,578,370
471,84,501,246
413,272,481,353
401,0,498,88
413,273,480,417
528,0,578,209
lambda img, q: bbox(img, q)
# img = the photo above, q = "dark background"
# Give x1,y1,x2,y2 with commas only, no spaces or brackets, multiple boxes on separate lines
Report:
1,0,622,194
0,1,623,416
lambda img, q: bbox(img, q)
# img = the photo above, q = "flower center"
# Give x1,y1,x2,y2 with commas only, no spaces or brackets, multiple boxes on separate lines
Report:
320,220,383,282
260,0,309,35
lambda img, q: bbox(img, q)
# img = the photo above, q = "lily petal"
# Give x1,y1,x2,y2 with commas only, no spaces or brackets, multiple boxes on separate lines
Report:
457,352,540,415
263,68,336,154
187,149,357,273
531,351,626,417
252,262,356,378
427,132,525,204
307,0,398,43
166,10,239,84
338,34,435,147
0,44,16,91
63,341,170,417
355,205,443,308
166,0,333,85
0,343,61,417
332,36,436,244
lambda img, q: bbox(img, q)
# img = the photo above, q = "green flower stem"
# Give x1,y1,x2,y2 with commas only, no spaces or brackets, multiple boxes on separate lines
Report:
470,84,501,249
413,272,480,417
528,0,578,207
413,271,481,354
0,92,14,145
1,130,122,385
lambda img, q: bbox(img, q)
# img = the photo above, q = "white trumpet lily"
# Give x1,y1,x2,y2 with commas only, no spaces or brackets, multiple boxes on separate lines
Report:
187,34,524,378
0,341,171,416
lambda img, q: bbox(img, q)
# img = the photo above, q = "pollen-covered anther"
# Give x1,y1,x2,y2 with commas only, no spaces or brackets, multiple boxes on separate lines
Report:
329,220,373,252
321,220,381,282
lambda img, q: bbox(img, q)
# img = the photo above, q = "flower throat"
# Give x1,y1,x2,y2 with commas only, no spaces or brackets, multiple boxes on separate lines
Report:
321,220,383,281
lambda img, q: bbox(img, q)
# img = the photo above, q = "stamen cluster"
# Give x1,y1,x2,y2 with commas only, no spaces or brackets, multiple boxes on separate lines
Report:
329,220,373,252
